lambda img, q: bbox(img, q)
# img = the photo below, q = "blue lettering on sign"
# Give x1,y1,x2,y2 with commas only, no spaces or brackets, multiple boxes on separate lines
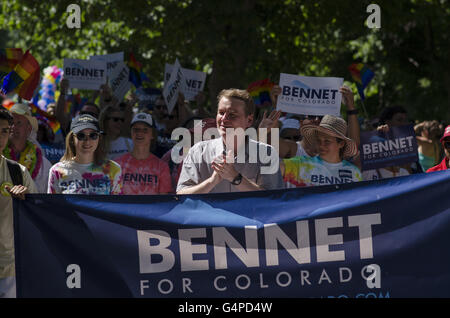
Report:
310,175,353,184
282,85,338,100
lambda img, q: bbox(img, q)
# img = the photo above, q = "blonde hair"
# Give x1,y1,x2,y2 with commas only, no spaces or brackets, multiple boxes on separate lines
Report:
217,88,255,116
60,131,106,166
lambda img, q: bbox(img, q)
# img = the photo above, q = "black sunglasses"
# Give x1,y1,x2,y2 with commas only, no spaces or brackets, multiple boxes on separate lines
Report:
108,117,125,123
444,141,450,150
75,132,100,141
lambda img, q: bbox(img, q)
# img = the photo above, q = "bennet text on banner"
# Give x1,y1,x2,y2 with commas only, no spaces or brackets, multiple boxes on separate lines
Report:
13,171,450,298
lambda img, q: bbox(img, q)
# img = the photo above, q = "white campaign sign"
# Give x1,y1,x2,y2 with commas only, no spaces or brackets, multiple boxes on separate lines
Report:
90,52,124,77
276,73,343,116
164,64,206,101
63,58,107,90
163,59,184,114
108,62,131,101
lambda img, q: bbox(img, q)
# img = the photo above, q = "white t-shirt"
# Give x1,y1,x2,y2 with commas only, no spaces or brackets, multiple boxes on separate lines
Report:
107,137,133,160
362,168,410,181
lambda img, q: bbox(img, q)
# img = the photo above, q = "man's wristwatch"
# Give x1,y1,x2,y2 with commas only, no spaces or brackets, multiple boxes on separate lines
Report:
231,173,243,185
347,109,359,115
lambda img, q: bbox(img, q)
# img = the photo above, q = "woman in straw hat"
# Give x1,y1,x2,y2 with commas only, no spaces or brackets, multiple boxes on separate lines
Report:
282,115,362,188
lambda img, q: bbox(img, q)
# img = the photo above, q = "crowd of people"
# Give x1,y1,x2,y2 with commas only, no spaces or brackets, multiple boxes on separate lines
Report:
1,74,449,298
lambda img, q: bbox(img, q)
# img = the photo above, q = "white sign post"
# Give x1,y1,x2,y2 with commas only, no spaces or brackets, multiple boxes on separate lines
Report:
108,62,131,102
63,58,107,90
276,73,343,116
163,59,185,114
164,64,206,101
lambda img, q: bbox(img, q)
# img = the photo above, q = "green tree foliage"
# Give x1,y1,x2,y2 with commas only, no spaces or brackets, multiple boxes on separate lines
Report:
1,0,448,121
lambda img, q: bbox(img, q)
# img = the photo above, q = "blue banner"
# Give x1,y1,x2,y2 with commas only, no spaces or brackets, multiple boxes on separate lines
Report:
360,124,419,170
14,171,450,298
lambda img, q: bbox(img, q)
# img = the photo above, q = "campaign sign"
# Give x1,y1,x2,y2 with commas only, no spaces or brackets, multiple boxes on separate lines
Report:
360,124,419,171
108,62,131,101
277,73,343,116
14,171,450,298
165,64,206,101
41,143,65,165
90,52,124,76
63,59,107,90
163,59,184,114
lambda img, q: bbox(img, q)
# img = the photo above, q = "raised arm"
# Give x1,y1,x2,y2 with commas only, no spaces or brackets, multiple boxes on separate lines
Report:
55,78,70,135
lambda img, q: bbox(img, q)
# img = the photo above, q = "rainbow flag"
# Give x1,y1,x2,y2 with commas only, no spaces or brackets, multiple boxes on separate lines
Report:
247,78,274,107
348,63,374,100
128,52,148,88
0,48,24,77
1,50,40,99
29,102,61,134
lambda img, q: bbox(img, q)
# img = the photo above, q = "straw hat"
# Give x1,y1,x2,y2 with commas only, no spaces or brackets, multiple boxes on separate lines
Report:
300,115,358,159
9,103,38,132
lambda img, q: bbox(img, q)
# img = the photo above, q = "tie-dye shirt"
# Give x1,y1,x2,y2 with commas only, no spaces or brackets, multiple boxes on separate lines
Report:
283,155,362,188
47,160,123,195
115,153,173,195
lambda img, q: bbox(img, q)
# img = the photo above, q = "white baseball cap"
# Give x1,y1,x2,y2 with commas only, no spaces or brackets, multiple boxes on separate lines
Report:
131,112,154,128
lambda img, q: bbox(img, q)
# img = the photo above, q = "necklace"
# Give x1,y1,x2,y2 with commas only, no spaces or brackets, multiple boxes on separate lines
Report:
3,140,42,179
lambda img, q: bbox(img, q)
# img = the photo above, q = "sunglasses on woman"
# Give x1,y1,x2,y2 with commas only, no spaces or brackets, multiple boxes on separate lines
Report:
75,132,101,141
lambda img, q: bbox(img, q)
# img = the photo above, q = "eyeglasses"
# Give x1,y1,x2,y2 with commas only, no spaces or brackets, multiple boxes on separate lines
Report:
154,104,165,110
75,132,100,141
108,117,124,123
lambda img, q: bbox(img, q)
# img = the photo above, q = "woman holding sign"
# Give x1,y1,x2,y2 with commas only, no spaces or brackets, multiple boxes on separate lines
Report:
47,114,122,194
281,115,362,188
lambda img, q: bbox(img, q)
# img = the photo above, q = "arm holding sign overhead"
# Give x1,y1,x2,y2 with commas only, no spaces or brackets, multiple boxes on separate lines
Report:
340,86,360,149
340,85,361,169
120,93,137,138
55,78,70,135
99,82,119,109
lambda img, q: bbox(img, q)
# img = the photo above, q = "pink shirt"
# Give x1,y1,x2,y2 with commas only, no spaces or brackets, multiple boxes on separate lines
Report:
115,153,173,195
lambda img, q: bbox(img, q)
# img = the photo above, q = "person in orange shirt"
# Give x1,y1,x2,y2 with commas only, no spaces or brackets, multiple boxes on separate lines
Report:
115,113,173,194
